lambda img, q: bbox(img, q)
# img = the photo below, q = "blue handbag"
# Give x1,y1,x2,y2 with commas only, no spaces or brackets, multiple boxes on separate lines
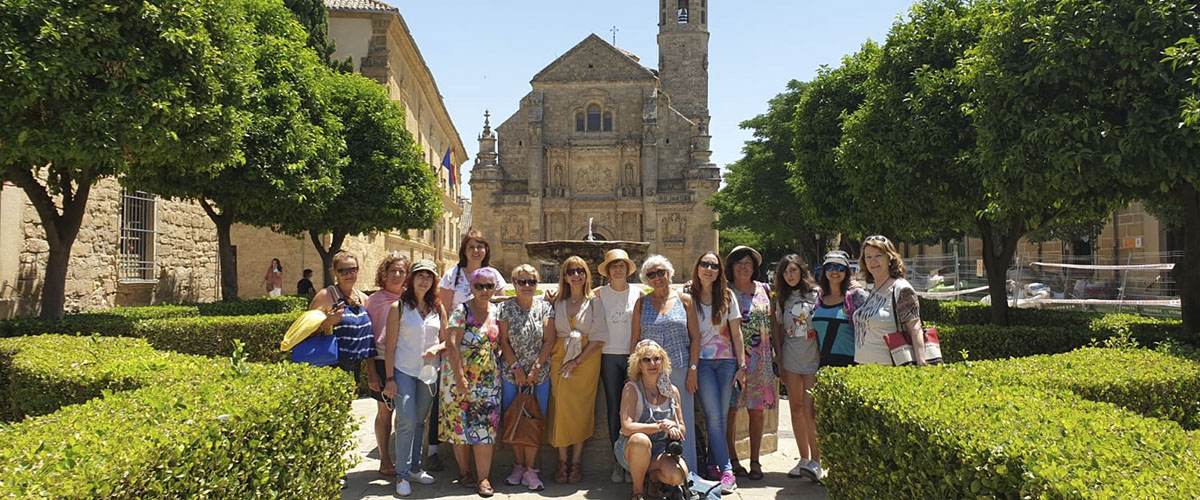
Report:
292,332,338,366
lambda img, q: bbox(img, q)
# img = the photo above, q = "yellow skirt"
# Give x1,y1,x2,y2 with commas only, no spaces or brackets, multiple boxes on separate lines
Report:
547,336,601,447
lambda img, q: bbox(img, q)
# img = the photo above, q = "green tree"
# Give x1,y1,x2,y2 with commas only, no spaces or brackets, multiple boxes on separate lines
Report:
790,43,881,253
123,0,345,301
840,0,1123,324
0,0,255,318
282,71,441,287
709,81,836,265
966,0,1200,331
282,0,352,72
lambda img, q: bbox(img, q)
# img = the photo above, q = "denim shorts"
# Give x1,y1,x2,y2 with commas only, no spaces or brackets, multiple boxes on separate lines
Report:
614,433,668,471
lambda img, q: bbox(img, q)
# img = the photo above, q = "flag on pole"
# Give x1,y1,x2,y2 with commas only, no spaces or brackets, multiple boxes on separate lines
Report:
441,148,456,186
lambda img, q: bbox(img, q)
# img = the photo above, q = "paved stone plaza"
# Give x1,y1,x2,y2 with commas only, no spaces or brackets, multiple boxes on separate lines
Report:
342,397,829,500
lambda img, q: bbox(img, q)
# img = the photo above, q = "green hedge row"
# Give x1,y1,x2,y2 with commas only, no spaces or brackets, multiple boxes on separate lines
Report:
973,348,1200,429
0,335,211,421
0,311,302,363
931,314,1188,362
814,348,1200,498
919,299,1186,339
0,334,355,498
0,296,311,338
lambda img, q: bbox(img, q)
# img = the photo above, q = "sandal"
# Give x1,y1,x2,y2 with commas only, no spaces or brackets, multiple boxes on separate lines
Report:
749,460,764,481
378,464,396,477
457,471,476,489
631,494,646,500
569,461,583,484
731,463,750,478
556,461,570,484
477,479,494,497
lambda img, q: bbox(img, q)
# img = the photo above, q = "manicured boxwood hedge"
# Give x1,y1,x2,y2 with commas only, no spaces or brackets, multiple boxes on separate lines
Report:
972,348,1200,429
131,312,301,363
813,348,1200,499
919,299,1186,342
194,295,310,316
0,334,355,498
0,335,211,421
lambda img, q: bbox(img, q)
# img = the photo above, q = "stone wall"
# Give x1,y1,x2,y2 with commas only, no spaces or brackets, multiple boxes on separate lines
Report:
0,177,220,318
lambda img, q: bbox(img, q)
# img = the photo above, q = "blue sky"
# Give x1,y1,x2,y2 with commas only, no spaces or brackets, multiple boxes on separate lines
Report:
385,0,916,197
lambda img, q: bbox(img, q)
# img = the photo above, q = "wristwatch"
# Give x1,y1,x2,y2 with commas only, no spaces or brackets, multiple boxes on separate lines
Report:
385,376,395,382
689,364,698,371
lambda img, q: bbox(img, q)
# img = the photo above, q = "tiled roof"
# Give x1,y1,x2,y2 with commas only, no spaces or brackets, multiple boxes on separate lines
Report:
324,0,397,13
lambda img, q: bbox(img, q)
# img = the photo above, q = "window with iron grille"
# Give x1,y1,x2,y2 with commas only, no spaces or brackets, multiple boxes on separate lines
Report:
119,190,158,282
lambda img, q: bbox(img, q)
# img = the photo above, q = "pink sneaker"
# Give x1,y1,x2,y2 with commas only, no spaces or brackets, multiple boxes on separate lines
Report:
523,468,545,491
505,464,525,486
720,470,738,493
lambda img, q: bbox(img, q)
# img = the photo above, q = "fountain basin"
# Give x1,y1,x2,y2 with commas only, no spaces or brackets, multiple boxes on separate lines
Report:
524,240,650,280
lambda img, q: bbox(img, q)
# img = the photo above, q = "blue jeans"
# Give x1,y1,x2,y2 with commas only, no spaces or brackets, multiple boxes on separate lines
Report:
393,368,436,476
668,367,698,472
696,358,737,472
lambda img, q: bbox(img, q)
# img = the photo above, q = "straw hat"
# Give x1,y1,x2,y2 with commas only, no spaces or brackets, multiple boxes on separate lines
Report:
598,249,636,278
726,245,763,268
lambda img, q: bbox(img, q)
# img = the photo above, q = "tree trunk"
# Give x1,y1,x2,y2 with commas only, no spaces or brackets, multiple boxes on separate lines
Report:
199,200,238,302
1174,185,1200,337
309,229,348,288
6,165,92,320
978,218,1024,326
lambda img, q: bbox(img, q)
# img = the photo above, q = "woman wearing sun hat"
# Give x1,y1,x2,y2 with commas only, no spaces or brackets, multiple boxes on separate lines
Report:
595,248,644,483
723,245,775,481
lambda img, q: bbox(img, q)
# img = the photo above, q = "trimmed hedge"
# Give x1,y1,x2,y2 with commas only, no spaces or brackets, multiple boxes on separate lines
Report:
194,295,309,316
933,323,1087,362
132,312,301,363
0,335,210,421
0,334,355,498
973,348,1200,429
919,299,1186,342
814,349,1200,498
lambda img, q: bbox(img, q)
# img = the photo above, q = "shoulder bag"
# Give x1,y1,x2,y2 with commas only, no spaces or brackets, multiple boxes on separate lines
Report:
883,286,943,366
501,385,544,448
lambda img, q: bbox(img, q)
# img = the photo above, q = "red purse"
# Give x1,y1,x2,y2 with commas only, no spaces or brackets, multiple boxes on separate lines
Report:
884,287,943,366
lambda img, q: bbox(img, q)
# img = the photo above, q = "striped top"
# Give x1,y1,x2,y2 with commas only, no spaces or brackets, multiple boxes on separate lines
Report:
329,287,375,361
638,293,691,370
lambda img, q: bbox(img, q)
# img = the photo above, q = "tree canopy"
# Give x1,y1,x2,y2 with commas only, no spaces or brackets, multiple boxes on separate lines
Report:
0,0,257,318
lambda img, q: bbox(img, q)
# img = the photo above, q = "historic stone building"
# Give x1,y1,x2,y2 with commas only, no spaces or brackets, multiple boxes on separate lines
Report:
230,0,468,296
469,1,721,281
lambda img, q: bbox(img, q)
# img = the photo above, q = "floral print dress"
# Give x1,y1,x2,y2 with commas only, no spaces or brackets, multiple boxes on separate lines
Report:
440,302,502,445
730,281,777,410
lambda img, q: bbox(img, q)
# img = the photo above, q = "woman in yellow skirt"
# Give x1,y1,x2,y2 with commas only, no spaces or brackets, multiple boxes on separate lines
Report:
548,255,609,484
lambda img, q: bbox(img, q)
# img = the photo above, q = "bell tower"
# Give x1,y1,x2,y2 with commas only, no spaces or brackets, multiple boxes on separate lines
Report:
657,0,709,124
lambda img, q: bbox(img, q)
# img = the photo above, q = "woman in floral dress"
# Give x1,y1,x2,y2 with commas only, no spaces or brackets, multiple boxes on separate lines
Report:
441,268,503,497
724,246,776,481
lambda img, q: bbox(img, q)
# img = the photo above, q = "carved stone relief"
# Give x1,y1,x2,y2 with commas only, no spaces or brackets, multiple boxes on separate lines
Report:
501,215,525,241
662,213,686,242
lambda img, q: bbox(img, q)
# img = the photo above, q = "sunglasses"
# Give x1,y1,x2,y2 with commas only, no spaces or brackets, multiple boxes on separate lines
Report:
640,356,663,364
646,269,668,280
336,267,359,276
565,267,587,277
824,263,849,273
515,279,538,287
472,283,496,291
865,235,890,244
698,261,721,271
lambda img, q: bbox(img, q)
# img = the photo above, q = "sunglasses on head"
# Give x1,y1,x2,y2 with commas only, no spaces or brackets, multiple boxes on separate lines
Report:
472,283,496,291
698,261,721,271
336,267,359,276
824,263,848,273
646,269,667,280
865,235,889,244
565,267,587,277
515,279,538,287
640,355,662,364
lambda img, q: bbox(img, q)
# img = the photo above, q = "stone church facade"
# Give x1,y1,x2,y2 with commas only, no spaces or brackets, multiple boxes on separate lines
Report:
470,1,720,281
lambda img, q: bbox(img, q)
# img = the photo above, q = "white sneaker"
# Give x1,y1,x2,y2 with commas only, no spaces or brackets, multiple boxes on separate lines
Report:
395,478,412,496
407,469,436,485
788,459,809,478
611,460,624,483
800,460,824,482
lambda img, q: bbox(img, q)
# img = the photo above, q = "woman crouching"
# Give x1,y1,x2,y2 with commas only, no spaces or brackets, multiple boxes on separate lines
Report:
616,339,688,500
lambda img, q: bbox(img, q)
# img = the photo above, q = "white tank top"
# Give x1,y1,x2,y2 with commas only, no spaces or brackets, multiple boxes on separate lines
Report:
598,285,639,355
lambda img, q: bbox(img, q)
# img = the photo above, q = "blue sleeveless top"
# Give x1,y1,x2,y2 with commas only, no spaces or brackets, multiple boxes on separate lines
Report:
329,287,375,361
638,293,691,370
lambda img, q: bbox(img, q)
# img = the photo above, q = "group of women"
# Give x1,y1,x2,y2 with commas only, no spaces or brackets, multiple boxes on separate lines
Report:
305,231,928,499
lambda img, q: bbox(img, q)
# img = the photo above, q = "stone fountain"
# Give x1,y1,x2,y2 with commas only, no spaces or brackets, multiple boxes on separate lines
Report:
524,218,650,281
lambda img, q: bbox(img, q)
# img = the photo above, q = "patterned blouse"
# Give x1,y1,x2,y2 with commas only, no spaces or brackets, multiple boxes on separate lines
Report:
497,297,554,385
